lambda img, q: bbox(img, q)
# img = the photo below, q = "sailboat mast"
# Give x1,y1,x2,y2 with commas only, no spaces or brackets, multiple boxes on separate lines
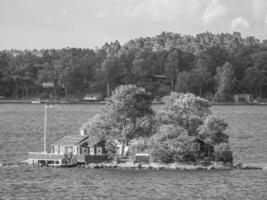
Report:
44,103,47,153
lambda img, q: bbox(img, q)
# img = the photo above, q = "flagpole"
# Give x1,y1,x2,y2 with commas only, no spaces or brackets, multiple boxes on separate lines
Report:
44,103,47,153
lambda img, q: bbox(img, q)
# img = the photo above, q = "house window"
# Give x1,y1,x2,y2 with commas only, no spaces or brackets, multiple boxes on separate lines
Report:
96,147,102,155
54,146,58,154
51,146,54,153
68,147,73,154
60,147,65,154
73,147,76,155
83,148,88,155
194,143,201,151
90,148,94,155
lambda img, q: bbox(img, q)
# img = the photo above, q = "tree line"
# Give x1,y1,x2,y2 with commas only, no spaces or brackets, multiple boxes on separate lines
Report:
0,31,267,101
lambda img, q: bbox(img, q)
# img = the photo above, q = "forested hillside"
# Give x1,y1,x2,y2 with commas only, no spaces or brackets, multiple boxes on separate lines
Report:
0,32,267,101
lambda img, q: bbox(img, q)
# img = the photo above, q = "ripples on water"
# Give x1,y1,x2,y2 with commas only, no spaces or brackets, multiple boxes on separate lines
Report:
1,167,267,200
0,104,267,199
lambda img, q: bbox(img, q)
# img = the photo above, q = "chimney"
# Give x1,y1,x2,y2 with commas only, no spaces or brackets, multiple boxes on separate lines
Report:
80,129,87,136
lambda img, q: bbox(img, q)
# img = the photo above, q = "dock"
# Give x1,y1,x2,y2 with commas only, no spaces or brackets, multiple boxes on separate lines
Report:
28,152,80,167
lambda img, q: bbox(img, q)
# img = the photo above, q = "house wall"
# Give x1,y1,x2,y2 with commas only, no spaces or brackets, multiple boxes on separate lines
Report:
89,141,107,155
50,140,107,157
84,155,109,164
234,94,252,102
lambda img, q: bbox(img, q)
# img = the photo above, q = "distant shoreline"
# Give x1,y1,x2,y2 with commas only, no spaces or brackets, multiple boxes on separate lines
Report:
0,99,266,106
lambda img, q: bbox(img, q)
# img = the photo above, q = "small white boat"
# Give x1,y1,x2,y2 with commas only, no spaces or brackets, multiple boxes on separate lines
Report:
48,163,77,168
46,105,57,108
32,99,41,104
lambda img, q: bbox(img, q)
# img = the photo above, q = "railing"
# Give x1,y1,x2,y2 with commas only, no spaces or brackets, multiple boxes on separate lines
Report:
28,152,65,160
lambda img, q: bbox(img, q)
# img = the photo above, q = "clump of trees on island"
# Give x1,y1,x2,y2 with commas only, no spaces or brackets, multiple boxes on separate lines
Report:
82,84,233,164
1,32,267,101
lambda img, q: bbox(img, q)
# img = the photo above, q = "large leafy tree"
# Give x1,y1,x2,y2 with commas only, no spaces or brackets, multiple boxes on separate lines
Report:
151,92,232,163
157,92,210,134
83,84,154,155
104,85,153,140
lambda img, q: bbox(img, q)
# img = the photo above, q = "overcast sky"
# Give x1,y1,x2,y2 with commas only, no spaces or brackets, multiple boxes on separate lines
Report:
0,0,267,50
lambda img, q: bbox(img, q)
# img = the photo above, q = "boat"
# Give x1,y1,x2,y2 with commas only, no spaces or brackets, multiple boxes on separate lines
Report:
46,104,57,108
48,163,77,168
32,99,41,104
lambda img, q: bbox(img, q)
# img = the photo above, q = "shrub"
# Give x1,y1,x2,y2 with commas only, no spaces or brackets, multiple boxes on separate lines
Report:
214,143,233,163
129,138,150,154
150,145,174,163
105,139,118,158
198,115,229,145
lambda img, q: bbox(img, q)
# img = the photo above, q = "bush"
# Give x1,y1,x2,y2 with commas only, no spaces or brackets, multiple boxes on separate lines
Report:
173,153,196,162
129,138,150,154
105,140,118,158
150,145,174,163
214,143,233,163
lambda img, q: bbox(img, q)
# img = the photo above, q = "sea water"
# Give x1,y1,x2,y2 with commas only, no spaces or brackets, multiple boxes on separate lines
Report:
0,104,267,199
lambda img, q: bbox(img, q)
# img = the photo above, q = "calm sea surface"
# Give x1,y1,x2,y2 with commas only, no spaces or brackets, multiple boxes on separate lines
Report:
0,104,267,199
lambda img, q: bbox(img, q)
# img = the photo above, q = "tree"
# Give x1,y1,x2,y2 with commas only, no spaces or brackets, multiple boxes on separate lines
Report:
214,62,235,102
242,67,266,97
157,92,210,133
214,143,233,163
151,92,232,163
149,125,198,163
100,55,123,97
82,113,112,139
104,84,153,139
198,115,229,145
83,84,154,155
165,48,180,89
175,71,192,93
192,57,212,96
131,50,161,82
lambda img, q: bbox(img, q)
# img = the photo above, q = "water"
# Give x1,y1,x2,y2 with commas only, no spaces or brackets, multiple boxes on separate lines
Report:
0,104,267,199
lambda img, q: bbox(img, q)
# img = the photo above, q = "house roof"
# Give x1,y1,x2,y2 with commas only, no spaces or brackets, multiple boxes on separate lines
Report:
50,135,88,147
195,137,214,147
86,136,103,147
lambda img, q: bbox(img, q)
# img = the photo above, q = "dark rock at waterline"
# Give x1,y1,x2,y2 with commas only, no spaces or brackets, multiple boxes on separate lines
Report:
234,163,263,170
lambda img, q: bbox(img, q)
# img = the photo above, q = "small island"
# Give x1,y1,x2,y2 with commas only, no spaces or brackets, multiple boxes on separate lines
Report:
29,84,235,170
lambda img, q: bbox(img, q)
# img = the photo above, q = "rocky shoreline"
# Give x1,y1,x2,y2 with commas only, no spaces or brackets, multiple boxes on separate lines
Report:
2,160,266,170
78,162,266,170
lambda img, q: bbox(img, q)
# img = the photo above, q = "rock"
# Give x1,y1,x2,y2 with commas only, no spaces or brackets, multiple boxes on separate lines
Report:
141,164,150,169
87,163,97,168
150,163,165,170
169,163,177,169
241,164,262,170
233,163,243,169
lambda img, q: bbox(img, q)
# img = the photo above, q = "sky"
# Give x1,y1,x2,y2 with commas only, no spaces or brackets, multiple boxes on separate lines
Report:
0,0,267,50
